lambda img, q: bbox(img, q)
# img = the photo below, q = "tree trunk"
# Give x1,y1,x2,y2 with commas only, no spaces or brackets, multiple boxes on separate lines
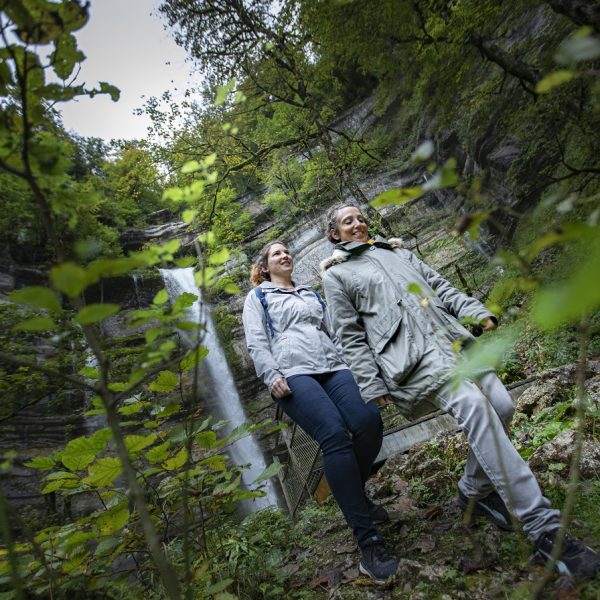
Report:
469,32,540,86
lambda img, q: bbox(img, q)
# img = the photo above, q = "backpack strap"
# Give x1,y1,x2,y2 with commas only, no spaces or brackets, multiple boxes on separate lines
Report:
253,287,326,339
254,287,275,338
312,290,327,311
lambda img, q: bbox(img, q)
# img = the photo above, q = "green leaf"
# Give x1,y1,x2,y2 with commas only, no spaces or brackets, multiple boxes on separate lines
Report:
50,262,89,298
410,141,434,163
449,328,517,389
51,33,85,80
61,433,110,471
41,478,78,494
94,536,121,556
145,441,171,464
44,471,78,481
422,158,458,191
124,433,158,455
181,160,200,173
118,401,148,416
75,303,120,325
82,457,122,488
163,447,188,471
149,370,179,393
96,507,129,535
162,187,184,202
203,153,217,167
223,282,241,294
145,328,163,345
153,289,169,305
98,81,120,102
406,283,423,295
181,346,209,371
555,28,600,66
252,461,283,483
13,316,56,331
9,287,61,312
182,209,198,224
532,238,600,329
149,438,174,458
24,456,56,470
214,79,236,105
371,186,423,207
535,70,576,94
205,579,234,595
209,247,230,266
175,256,197,268
196,431,217,449
79,366,99,379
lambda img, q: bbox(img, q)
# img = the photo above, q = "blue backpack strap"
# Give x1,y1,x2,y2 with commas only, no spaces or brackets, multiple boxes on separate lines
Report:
312,290,327,311
254,287,275,338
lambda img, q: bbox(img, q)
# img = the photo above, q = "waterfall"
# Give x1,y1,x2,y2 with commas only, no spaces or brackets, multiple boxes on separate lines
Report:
132,274,143,308
160,267,279,511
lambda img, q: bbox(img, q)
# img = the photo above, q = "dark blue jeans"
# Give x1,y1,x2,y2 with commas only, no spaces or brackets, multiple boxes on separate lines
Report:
280,369,383,547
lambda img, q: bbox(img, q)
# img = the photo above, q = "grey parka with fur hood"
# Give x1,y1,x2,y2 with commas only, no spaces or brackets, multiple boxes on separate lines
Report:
321,238,496,417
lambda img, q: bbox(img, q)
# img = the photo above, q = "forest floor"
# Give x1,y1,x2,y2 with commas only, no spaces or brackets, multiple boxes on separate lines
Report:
269,362,600,600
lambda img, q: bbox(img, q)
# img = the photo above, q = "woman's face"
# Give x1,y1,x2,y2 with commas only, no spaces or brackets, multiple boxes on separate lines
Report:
264,243,294,279
334,206,369,243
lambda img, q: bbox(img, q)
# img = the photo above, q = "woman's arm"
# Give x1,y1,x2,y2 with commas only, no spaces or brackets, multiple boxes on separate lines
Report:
242,292,286,392
408,252,496,325
323,271,389,402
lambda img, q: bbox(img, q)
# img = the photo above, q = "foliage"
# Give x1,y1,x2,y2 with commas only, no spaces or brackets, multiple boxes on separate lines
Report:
3,0,600,598
0,3,279,599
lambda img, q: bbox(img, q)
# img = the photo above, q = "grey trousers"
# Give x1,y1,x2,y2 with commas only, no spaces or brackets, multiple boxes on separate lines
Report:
435,372,560,541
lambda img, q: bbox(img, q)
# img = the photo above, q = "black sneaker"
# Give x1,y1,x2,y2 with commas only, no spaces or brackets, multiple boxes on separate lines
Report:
458,490,514,532
366,497,390,524
359,536,398,584
534,529,600,580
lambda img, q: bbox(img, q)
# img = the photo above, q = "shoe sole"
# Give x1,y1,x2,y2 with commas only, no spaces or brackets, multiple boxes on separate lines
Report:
458,498,514,532
359,562,394,585
534,547,600,580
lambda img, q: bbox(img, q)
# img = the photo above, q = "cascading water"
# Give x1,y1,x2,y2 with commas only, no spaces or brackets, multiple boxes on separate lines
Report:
160,267,279,511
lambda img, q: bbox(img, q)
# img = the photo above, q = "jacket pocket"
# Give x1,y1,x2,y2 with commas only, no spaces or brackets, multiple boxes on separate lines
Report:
369,307,403,354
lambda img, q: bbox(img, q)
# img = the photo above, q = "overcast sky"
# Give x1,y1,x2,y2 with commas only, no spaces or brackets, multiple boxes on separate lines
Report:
59,0,194,141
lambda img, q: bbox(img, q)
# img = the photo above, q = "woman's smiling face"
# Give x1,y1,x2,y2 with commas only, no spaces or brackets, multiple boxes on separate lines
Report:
334,206,369,243
264,243,293,279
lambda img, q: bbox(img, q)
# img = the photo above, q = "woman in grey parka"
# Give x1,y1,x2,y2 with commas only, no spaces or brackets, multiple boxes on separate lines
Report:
242,240,398,583
321,204,600,581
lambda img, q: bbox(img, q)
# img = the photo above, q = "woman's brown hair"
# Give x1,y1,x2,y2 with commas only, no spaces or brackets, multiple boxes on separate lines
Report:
250,240,286,286
324,202,365,244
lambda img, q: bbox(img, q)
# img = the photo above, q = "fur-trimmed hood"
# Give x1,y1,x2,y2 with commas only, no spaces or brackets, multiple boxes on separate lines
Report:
320,237,404,273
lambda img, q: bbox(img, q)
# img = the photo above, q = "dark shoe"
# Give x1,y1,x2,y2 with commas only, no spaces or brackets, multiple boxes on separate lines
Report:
458,490,514,532
366,497,390,524
534,529,600,580
359,535,398,584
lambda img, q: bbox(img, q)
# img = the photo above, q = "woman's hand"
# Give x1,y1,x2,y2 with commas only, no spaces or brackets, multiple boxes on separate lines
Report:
372,394,392,408
271,377,292,398
481,318,497,332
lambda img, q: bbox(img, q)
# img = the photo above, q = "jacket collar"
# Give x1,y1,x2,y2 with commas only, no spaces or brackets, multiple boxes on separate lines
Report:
259,280,310,292
320,236,404,272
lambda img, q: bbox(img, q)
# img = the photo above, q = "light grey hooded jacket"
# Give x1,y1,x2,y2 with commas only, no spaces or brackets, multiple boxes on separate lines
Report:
242,281,348,392
321,238,496,417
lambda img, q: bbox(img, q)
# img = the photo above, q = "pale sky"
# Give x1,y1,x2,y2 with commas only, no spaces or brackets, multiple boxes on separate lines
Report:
59,0,194,141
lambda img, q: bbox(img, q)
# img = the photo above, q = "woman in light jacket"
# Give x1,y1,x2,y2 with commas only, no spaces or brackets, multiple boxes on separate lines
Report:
242,240,397,583
321,203,600,581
